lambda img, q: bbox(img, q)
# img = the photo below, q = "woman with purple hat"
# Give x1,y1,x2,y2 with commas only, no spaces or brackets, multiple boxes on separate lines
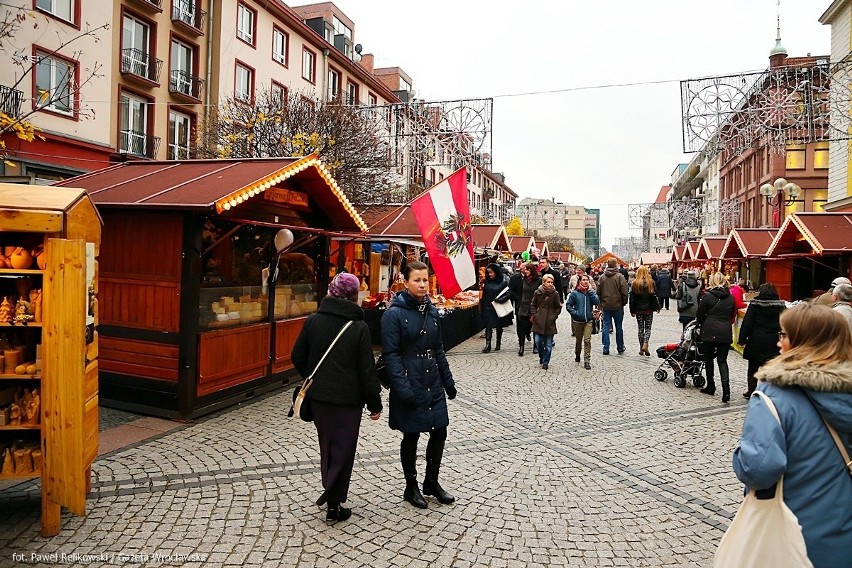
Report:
291,272,383,524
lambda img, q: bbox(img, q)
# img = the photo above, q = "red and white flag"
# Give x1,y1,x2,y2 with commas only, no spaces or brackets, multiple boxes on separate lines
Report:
410,168,476,298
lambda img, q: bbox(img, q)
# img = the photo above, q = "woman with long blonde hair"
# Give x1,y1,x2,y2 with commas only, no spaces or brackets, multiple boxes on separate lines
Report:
628,266,659,356
730,303,852,567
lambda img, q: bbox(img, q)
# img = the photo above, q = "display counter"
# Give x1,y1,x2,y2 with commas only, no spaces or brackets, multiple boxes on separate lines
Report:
732,307,747,355
364,304,482,351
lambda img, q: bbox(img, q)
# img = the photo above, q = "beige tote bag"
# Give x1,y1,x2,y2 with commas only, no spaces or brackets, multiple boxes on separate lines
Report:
714,391,813,568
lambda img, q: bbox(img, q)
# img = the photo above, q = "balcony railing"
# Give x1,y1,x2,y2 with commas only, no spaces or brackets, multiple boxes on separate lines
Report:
0,85,24,117
121,48,163,84
169,69,204,100
120,130,161,158
171,0,207,32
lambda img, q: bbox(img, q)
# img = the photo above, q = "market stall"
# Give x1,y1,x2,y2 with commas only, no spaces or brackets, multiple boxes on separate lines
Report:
719,228,779,294
55,154,366,420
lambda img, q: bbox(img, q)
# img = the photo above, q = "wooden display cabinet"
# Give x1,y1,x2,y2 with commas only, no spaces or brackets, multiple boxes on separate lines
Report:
0,184,101,536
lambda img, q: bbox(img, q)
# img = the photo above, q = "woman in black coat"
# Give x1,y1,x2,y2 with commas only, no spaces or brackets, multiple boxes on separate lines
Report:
381,261,456,510
291,272,383,524
480,263,513,353
654,268,674,310
696,272,737,403
736,282,785,399
515,262,542,357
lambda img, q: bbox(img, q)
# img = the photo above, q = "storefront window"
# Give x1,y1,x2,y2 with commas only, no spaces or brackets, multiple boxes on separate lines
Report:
198,221,322,329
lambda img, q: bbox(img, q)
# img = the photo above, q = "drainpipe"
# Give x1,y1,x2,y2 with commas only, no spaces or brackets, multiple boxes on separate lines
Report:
205,0,215,124
322,48,330,101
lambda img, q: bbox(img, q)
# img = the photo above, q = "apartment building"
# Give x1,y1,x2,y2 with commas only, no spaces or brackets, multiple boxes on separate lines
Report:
516,197,596,254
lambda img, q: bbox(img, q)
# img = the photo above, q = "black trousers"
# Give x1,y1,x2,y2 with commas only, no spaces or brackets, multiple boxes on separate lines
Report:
703,341,730,392
516,316,532,343
313,401,362,507
658,296,670,310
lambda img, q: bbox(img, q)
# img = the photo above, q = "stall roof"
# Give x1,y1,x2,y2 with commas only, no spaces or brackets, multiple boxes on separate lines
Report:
672,245,686,262
54,154,366,232
767,212,852,256
471,224,510,251
590,252,627,267
508,235,535,254
360,204,421,238
720,228,778,259
694,236,728,260
684,240,702,261
639,252,671,266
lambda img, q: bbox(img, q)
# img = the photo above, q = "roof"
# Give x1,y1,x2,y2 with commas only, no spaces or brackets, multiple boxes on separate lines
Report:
639,252,671,266
672,245,685,262
590,252,627,267
358,204,405,230
684,241,702,261
508,235,535,253
361,204,420,237
767,212,852,256
654,186,670,203
471,224,510,250
55,154,366,232
720,228,778,259
694,236,728,260
0,184,91,212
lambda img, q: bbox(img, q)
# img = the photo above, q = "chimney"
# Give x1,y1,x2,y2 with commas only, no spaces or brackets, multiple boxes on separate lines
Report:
360,53,374,74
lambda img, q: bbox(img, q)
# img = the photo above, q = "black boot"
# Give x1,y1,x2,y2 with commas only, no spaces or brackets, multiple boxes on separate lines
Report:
494,328,502,351
423,438,455,504
401,441,427,509
482,329,492,353
721,375,730,403
518,338,525,356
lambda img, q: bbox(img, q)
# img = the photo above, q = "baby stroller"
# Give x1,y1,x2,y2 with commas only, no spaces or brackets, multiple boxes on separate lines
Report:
654,320,706,389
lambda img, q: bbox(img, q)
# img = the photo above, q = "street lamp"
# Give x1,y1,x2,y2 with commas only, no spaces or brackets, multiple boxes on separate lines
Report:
760,177,801,228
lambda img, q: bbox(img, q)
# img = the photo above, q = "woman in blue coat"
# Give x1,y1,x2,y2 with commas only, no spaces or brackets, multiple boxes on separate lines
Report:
731,303,852,568
381,261,457,510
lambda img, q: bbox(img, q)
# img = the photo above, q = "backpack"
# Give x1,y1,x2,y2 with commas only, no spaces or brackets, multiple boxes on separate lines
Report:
677,283,694,312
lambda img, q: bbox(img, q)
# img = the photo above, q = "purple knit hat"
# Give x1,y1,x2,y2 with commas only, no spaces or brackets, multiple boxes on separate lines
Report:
328,272,360,301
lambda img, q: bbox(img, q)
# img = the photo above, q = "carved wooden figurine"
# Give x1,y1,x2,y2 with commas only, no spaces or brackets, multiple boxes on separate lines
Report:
0,297,12,323
1,448,13,475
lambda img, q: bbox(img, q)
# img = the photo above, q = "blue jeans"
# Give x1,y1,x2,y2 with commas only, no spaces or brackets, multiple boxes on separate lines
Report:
601,308,625,353
534,334,554,365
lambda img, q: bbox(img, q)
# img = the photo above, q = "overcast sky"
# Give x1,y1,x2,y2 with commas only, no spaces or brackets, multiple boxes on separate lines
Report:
295,0,831,249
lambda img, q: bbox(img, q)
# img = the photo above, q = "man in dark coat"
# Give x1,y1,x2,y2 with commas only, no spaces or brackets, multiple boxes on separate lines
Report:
538,257,563,300
597,259,628,355
655,267,674,310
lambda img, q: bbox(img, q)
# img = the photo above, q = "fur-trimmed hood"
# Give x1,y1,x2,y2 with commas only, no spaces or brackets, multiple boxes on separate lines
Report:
747,298,787,308
756,361,852,433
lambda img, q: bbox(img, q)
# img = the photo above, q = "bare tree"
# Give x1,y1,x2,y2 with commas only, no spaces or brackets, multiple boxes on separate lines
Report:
541,234,576,254
199,88,406,205
0,6,108,160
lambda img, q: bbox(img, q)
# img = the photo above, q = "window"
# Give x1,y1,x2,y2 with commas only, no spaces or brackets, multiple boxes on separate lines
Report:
399,76,411,92
271,81,287,106
35,52,73,115
272,27,288,65
302,48,315,83
236,3,255,46
235,62,253,103
786,145,806,169
122,14,153,79
813,142,829,169
120,92,150,156
172,0,198,28
170,39,194,96
168,110,192,159
327,68,340,101
346,81,358,105
368,92,377,106
36,0,74,23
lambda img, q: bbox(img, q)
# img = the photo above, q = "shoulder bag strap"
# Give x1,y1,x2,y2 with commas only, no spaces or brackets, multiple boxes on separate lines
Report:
306,320,354,382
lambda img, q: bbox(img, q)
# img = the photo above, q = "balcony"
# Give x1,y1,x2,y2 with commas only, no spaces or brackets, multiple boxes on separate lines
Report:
120,130,161,159
0,85,23,117
172,0,207,34
121,48,163,85
129,0,163,12
169,70,204,101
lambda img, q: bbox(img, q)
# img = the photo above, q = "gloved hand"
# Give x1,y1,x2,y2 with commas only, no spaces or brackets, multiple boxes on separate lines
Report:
446,385,457,400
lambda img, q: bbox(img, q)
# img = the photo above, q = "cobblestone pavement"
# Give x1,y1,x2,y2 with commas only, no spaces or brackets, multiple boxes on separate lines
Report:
0,309,751,567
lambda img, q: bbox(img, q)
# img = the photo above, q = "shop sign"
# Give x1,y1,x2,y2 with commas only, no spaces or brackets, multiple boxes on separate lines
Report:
264,188,310,209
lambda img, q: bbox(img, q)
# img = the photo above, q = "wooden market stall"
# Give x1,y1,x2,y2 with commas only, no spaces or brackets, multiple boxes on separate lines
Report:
471,224,511,263
0,184,101,536
54,155,365,420
589,252,628,269
508,235,535,260
719,228,779,294
765,212,852,301
638,252,671,267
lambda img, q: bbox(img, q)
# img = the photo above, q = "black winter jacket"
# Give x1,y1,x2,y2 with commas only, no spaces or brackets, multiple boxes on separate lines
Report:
517,276,542,317
381,291,455,433
291,295,382,413
629,283,657,315
481,265,513,329
655,270,673,299
738,292,786,363
507,271,524,306
696,287,736,344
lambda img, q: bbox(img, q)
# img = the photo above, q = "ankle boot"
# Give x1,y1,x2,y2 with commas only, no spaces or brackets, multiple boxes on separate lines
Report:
642,342,650,356
423,438,455,504
721,376,730,403
401,441,427,509
481,340,491,353
494,329,502,351
518,339,524,356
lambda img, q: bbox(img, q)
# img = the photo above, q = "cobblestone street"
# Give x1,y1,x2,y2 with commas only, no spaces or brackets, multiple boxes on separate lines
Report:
1,309,750,567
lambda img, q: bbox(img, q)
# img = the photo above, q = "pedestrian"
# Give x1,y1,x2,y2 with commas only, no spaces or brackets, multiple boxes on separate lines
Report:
674,270,703,329
507,263,524,314
480,262,513,353
290,272,383,524
381,261,457,510
737,282,786,399
529,273,562,370
731,302,852,568
596,258,628,355
655,266,673,310
516,262,541,357
831,283,852,332
538,257,563,301
729,278,748,310
814,275,851,305
560,264,572,302
569,266,584,292
629,265,660,357
566,274,600,369
696,272,737,402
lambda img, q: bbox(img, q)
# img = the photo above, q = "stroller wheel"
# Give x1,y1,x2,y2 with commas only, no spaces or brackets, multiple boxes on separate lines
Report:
693,375,706,388
654,369,667,382
674,374,686,388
